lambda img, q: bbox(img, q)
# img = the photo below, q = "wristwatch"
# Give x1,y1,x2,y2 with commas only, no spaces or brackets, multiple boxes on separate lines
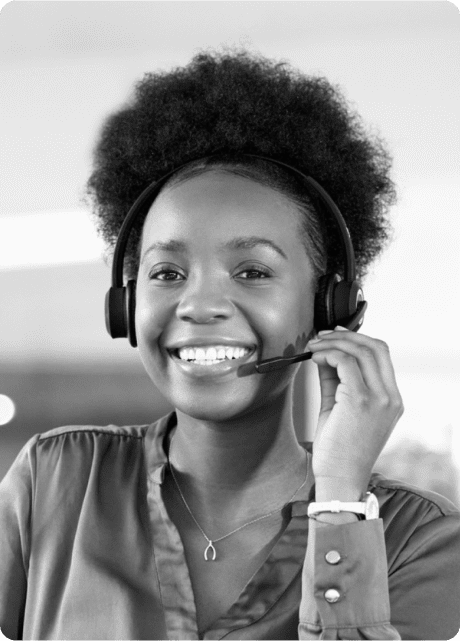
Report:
307,491,379,520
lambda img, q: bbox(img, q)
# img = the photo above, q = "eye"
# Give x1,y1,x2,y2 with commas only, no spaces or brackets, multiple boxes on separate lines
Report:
235,264,272,280
149,264,186,282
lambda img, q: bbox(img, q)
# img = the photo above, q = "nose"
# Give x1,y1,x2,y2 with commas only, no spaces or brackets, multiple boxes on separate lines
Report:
176,277,234,323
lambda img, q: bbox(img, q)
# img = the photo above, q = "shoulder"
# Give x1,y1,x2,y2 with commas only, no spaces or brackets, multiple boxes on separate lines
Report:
368,470,460,520
0,425,149,495
36,423,149,442
30,421,169,472
29,424,151,469
9,414,173,480
368,470,460,575
0,414,174,530
364,473,460,604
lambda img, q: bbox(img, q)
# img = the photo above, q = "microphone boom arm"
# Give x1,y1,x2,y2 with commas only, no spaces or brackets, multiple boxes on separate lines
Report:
255,351,313,374
254,301,368,374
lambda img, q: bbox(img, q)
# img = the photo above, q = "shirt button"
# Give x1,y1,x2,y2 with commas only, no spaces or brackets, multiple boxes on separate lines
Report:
325,550,341,564
324,588,341,603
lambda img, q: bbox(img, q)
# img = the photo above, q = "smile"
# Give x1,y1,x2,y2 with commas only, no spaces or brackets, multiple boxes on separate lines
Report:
168,345,256,377
174,345,253,365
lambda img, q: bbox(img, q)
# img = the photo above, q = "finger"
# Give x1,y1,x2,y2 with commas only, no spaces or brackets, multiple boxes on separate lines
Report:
311,348,368,400
315,360,339,413
311,327,401,398
309,334,387,394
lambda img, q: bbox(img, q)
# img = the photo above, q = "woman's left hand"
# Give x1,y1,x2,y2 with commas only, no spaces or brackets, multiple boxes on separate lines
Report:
307,326,404,495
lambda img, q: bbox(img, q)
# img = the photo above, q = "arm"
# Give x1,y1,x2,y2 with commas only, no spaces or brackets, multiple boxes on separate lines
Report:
299,480,401,640
297,327,405,639
0,437,37,640
299,508,460,640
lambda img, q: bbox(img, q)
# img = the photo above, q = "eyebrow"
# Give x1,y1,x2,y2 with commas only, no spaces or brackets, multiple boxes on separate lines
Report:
141,235,287,263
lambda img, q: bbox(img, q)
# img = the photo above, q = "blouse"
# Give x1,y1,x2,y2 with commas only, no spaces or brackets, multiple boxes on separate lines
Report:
0,412,459,640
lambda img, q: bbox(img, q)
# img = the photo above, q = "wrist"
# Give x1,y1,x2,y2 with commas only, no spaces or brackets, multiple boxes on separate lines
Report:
314,477,368,502
311,478,374,525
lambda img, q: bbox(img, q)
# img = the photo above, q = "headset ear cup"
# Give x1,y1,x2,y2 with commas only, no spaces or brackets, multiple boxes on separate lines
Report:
126,280,137,348
333,280,356,322
105,287,128,338
314,274,339,331
315,276,363,332
333,280,362,327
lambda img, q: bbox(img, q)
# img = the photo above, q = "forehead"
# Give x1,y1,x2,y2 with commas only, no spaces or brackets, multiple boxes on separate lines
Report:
141,170,303,245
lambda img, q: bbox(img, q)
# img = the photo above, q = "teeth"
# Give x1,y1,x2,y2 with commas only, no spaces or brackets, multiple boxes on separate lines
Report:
177,345,250,363
206,347,217,360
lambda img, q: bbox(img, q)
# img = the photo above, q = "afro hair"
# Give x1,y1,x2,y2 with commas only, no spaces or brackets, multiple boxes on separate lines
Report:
86,49,396,282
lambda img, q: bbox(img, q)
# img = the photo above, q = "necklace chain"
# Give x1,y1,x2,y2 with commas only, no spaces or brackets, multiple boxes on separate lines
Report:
168,432,308,561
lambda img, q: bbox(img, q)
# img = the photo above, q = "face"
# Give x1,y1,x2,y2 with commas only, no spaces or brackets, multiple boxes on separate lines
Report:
136,170,316,421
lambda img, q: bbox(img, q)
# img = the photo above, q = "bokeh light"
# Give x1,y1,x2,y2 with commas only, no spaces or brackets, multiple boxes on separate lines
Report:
0,394,16,425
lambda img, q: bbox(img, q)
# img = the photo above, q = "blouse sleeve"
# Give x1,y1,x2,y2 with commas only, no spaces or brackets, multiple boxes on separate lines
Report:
0,436,38,641
298,518,400,640
298,513,460,640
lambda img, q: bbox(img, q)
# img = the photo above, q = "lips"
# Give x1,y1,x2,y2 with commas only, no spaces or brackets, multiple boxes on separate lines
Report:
166,339,257,368
166,336,255,352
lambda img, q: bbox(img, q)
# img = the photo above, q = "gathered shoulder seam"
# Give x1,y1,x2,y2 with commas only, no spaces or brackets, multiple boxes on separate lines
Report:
369,479,459,518
37,427,147,442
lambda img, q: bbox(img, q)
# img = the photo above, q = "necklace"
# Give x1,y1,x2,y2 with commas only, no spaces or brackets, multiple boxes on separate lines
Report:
168,433,308,561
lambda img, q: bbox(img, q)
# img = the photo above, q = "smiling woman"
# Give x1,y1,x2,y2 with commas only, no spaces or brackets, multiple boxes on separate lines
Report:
136,171,314,422
0,49,459,641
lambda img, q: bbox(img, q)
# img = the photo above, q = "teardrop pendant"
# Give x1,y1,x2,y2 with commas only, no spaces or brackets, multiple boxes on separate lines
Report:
204,540,217,561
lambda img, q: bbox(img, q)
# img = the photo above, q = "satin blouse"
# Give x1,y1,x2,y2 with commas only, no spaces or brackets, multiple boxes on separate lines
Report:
1,412,459,640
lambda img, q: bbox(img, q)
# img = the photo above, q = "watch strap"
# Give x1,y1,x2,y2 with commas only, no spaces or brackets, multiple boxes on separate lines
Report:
308,499,365,515
307,492,379,520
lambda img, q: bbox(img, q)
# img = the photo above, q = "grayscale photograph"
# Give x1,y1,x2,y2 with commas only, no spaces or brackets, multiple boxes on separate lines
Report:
0,2,459,639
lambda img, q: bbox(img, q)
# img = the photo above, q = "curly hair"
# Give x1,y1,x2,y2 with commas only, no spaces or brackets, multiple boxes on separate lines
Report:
86,49,396,283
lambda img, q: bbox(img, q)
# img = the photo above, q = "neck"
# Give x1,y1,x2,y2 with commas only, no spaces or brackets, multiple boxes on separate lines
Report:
168,386,308,519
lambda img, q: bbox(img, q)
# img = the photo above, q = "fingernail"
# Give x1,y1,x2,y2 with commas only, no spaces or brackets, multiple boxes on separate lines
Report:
317,329,334,336
308,336,321,343
335,326,348,331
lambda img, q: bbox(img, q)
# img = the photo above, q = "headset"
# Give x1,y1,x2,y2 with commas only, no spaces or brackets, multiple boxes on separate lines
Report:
105,154,367,373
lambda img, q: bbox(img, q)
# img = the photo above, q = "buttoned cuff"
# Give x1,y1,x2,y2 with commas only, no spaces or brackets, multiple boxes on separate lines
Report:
299,518,397,637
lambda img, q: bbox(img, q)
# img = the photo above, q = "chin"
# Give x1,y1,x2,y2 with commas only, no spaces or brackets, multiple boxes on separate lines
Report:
143,353,295,422
172,392,255,423
171,380,291,424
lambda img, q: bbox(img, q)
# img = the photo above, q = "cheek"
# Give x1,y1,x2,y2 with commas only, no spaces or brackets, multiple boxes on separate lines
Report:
135,300,178,400
295,289,315,341
258,286,314,357
134,292,169,359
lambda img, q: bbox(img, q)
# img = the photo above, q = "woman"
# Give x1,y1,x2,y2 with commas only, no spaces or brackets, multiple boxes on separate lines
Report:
1,50,459,640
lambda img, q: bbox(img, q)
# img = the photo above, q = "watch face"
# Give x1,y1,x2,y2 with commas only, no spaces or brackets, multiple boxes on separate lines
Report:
365,492,380,519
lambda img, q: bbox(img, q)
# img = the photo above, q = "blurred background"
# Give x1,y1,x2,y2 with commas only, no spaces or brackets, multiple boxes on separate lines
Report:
0,1,459,505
